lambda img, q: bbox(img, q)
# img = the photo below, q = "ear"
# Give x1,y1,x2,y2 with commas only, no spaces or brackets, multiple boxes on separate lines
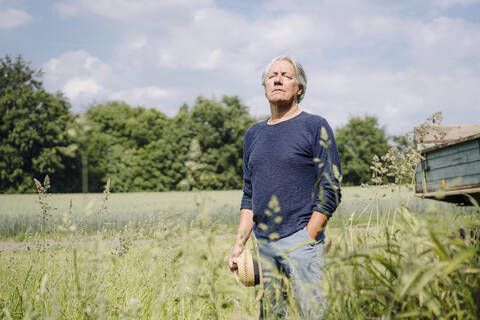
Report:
297,86,303,96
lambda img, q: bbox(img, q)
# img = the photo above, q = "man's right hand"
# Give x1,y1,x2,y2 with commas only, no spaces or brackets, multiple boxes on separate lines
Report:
228,209,254,272
228,243,244,272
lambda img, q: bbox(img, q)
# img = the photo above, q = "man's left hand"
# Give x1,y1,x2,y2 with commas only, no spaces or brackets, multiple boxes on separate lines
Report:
306,211,328,240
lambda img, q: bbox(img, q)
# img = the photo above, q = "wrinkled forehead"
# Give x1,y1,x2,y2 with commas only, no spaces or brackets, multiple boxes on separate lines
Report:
267,59,296,76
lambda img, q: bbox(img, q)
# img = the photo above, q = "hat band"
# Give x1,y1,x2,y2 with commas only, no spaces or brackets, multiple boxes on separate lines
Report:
253,257,260,285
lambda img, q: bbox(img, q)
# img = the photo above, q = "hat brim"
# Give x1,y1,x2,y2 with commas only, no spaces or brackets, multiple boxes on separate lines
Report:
233,234,264,301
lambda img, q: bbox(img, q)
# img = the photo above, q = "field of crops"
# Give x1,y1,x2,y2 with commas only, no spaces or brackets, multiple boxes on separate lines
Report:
0,185,479,319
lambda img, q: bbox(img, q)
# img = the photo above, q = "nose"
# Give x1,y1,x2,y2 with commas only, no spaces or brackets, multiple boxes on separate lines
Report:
273,75,283,85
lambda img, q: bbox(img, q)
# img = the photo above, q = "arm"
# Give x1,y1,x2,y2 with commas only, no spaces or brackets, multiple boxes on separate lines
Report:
306,210,328,240
229,131,255,272
308,121,342,239
228,209,254,272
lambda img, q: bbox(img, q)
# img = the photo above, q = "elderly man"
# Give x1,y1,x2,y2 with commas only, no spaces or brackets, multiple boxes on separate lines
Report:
228,55,341,319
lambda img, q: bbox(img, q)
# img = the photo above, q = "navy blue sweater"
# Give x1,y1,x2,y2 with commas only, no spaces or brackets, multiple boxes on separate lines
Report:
241,111,342,240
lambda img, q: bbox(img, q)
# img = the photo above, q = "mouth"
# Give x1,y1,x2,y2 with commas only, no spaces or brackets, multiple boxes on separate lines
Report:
272,89,284,92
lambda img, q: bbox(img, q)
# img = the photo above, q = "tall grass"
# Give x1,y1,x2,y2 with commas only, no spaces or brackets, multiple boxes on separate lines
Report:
0,212,256,319
0,181,478,319
325,205,480,319
321,136,480,319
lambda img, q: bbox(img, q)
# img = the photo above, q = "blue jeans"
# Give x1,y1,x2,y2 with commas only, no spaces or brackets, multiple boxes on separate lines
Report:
258,227,326,320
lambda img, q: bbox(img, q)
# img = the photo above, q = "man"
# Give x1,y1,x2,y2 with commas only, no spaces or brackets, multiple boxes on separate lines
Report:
228,55,341,319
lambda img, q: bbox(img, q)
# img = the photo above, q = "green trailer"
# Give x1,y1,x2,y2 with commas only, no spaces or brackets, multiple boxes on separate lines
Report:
414,125,480,205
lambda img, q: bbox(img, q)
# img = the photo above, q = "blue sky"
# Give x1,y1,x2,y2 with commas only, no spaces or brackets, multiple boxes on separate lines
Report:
1,0,479,135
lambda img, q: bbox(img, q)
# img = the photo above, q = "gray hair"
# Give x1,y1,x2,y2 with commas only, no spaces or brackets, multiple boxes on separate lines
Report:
261,54,307,103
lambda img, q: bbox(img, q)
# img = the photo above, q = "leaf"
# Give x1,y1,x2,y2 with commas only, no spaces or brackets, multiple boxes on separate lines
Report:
268,232,279,240
396,266,428,300
372,254,398,278
320,126,329,142
442,248,478,274
429,231,449,261
332,164,340,180
412,263,444,295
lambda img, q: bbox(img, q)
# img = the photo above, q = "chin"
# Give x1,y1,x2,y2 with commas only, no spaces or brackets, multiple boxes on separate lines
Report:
270,97,291,103
268,95,287,102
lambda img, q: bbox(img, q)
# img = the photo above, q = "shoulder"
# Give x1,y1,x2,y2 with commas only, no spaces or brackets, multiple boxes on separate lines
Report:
301,111,333,133
244,120,267,139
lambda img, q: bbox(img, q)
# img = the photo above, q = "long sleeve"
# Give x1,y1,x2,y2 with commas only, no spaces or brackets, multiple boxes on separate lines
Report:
241,132,253,210
312,121,342,218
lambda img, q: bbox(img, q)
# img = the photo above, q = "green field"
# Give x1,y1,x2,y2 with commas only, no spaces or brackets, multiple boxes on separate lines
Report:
0,186,474,239
0,186,479,319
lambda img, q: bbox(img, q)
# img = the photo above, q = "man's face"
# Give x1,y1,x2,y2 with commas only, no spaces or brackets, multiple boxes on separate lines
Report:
264,60,302,105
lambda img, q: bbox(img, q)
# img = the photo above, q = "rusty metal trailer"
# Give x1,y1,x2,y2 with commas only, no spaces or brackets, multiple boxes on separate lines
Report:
414,125,480,205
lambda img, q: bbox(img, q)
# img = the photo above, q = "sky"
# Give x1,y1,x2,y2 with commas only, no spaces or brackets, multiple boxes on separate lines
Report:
1,0,479,135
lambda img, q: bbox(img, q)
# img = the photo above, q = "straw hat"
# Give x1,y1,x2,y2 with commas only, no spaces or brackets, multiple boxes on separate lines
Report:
233,235,264,301
233,248,260,286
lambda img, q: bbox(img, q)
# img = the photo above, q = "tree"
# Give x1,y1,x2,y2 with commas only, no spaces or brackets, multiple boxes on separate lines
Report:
188,96,254,190
177,138,206,191
83,101,164,192
63,115,92,193
335,115,390,186
0,59,256,193
0,55,78,193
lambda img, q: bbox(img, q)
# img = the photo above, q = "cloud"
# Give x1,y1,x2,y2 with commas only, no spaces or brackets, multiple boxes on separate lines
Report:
63,77,103,100
408,17,480,70
108,86,186,116
54,0,212,20
150,7,327,77
109,86,169,105
135,3,480,131
43,50,111,108
0,8,31,29
304,66,479,134
43,49,175,112
430,0,479,8
41,0,479,131
153,7,249,70
43,50,111,81
127,35,148,52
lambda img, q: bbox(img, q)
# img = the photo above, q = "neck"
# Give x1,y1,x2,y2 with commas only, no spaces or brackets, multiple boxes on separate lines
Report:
268,101,301,124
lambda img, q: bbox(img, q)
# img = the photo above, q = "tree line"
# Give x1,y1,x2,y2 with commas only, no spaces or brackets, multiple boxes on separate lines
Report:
1,55,395,193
